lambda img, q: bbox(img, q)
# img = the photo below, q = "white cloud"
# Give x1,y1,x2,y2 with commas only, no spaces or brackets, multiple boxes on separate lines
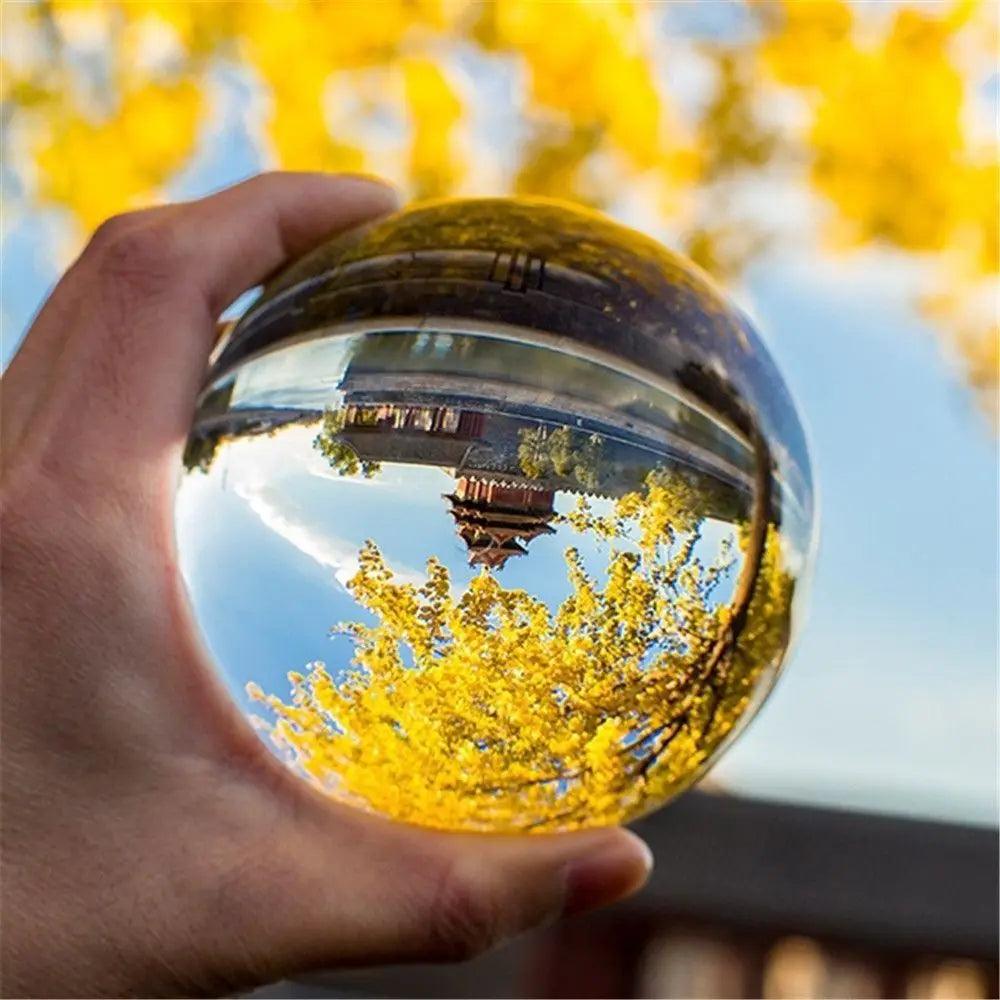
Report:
213,425,432,589
234,479,426,590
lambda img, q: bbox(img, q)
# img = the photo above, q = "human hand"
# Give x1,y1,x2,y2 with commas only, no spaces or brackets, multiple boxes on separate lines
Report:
0,173,652,998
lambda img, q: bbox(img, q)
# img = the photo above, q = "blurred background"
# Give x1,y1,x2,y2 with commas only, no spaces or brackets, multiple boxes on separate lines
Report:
2,2,997,997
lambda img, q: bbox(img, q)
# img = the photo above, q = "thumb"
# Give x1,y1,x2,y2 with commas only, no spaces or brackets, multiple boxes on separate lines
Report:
213,794,652,985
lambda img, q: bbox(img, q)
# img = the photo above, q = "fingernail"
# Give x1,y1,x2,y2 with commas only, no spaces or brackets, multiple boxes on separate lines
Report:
562,833,653,918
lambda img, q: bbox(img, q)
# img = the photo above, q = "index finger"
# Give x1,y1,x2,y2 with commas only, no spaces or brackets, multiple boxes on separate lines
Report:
177,171,399,319
17,172,398,464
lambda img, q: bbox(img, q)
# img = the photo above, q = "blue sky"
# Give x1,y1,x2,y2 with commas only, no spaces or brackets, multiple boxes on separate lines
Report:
722,249,998,824
3,105,996,831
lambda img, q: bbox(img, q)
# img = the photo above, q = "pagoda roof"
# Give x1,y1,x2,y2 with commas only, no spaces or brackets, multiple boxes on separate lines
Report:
458,524,540,544
460,526,528,548
446,478,559,569
468,545,527,569
446,497,557,528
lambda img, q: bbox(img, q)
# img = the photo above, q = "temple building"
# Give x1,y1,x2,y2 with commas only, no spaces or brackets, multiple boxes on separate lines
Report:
337,401,482,470
333,391,749,570
342,402,483,438
338,402,557,570
445,476,557,570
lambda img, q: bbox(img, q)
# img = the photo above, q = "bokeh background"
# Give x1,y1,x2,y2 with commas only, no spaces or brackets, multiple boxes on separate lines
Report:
2,2,997,997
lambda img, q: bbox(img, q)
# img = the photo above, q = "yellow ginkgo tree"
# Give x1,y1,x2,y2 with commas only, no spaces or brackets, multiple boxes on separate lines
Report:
249,441,793,831
3,0,995,414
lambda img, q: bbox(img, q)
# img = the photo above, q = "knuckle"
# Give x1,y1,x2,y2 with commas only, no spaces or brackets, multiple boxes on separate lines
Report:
86,211,145,252
87,212,187,298
241,170,282,195
426,859,505,962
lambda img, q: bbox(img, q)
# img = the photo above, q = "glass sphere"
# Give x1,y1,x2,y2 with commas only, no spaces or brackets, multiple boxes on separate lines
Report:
176,198,815,832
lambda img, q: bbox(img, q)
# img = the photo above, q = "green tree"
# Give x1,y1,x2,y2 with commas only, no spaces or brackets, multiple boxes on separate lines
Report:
517,426,604,489
314,408,381,479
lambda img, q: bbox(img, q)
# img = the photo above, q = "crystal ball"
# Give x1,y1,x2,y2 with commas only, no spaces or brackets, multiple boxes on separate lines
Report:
176,198,815,832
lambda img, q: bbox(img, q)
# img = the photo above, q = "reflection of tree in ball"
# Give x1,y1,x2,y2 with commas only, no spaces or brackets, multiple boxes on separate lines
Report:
517,426,604,490
250,475,792,832
314,409,381,479
176,197,815,832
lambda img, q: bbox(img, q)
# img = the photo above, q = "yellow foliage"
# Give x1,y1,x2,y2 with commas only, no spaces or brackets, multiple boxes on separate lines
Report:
565,467,716,558
4,0,997,410
35,80,202,231
240,4,365,172
240,0,455,74
481,0,665,170
403,57,463,199
809,9,969,253
250,477,793,831
110,1,243,56
764,1,990,255
761,0,854,89
758,0,999,413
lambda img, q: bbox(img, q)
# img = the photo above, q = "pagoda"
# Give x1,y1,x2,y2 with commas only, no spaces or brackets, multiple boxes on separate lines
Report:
445,475,557,570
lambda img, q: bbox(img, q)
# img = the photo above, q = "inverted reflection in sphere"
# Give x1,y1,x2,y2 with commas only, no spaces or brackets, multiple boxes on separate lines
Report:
176,199,815,832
